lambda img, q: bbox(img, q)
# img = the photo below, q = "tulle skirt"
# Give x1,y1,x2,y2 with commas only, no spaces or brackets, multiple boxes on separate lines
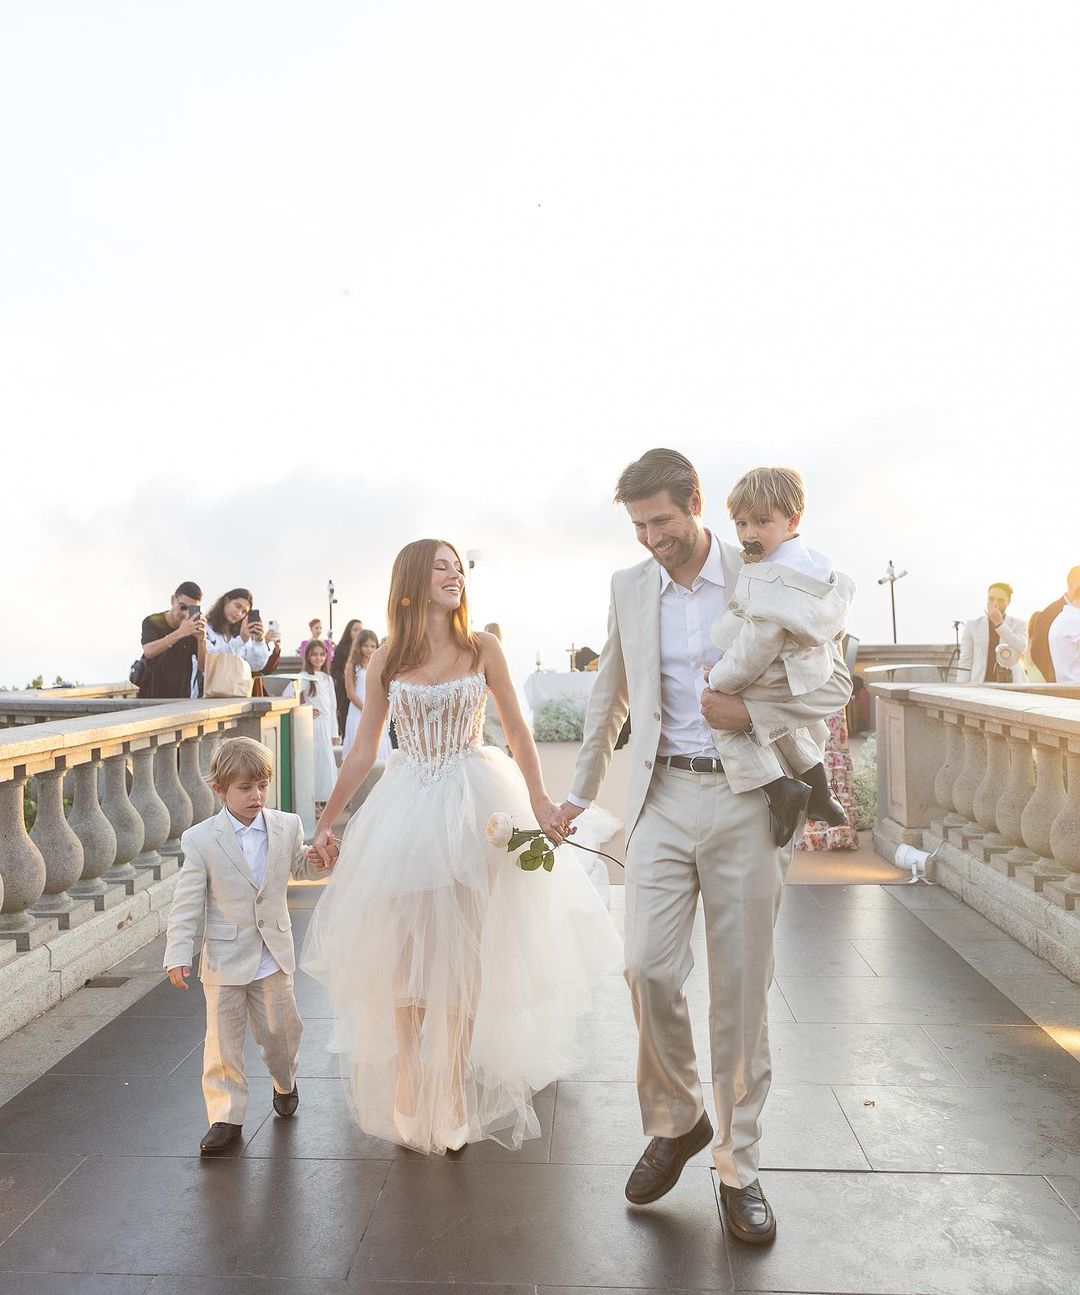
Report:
300,744,623,1154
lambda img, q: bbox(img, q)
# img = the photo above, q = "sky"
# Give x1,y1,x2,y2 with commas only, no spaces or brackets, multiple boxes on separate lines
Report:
2,1,1078,692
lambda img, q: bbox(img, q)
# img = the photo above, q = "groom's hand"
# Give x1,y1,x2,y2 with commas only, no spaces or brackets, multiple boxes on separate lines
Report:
554,800,586,838
700,687,751,732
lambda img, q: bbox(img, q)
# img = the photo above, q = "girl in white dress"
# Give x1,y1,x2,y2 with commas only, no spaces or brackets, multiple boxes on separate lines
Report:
285,639,339,811
302,539,622,1155
342,629,392,762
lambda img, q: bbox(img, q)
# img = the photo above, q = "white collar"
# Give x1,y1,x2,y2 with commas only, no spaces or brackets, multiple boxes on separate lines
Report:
659,529,726,594
226,808,266,835
769,536,833,581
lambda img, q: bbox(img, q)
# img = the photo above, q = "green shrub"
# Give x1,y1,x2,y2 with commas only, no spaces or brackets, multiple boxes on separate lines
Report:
533,696,586,742
852,735,877,830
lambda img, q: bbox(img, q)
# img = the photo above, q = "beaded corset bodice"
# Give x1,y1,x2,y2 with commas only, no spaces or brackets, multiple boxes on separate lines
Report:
388,672,488,785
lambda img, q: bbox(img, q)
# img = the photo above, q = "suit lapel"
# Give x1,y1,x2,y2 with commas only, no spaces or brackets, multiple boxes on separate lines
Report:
636,560,662,706
214,808,257,888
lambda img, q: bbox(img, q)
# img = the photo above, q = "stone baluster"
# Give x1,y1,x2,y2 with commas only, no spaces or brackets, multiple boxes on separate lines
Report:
27,767,93,930
67,757,121,910
180,736,215,826
129,745,171,877
156,740,192,863
1018,738,1068,889
1045,749,1080,908
932,715,965,826
200,729,222,779
949,719,986,845
101,752,145,891
0,774,53,951
996,730,1038,876
972,726,1011,860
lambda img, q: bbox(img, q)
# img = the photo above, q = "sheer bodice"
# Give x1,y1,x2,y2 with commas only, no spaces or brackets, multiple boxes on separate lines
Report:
388,672,488,786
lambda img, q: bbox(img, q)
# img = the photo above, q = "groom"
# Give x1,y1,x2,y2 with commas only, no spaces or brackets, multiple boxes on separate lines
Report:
556,448,851,1244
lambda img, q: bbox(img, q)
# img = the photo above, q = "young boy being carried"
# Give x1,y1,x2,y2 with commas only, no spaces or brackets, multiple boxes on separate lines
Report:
708,466,856,846
163,735,333,1154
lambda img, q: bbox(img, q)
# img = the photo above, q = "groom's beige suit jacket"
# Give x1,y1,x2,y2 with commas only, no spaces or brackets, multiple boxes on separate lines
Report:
571,537,853,838
163,806,321,985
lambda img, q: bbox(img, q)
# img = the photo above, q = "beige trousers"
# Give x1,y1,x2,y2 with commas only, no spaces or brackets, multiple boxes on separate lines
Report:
624,763,787,1188
202,970,304,1124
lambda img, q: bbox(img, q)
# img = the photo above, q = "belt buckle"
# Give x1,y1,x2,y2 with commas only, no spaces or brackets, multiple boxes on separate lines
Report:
689,755,714,774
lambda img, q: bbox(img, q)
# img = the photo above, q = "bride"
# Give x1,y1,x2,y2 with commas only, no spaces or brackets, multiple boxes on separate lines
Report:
301,538,622,1154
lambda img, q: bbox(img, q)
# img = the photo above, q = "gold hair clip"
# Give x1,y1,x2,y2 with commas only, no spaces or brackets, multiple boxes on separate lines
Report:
400,596,411,606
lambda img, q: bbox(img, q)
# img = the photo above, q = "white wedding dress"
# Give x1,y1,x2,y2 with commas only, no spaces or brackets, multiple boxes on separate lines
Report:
301,671,623,1154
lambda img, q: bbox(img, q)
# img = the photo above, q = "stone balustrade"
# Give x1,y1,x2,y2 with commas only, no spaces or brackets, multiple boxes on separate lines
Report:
873,681,1080,982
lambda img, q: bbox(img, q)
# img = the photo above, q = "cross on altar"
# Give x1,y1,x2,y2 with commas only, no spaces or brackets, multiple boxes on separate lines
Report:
567,642,578,671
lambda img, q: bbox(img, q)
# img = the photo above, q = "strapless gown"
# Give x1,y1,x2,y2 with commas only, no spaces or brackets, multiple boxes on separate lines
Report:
301,672,623,1154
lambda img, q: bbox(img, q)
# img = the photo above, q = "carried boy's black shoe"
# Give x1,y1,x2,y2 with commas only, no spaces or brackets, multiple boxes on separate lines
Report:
763,777,811,847
800,761,849,826
200,1122,242,1155
273,1084,299,1117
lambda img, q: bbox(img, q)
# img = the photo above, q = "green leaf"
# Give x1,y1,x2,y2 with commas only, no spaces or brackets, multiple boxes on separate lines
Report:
519,852,543,871
542,851,555,872
508,830,538,852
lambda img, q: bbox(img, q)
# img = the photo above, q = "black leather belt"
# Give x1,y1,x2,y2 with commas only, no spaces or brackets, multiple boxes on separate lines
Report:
656,754,724,774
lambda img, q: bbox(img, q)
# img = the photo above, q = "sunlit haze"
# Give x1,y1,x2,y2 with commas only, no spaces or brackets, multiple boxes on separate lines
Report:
3,2,1076,690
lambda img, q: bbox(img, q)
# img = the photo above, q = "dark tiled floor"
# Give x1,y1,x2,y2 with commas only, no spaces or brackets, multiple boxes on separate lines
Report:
0,881,1079,1293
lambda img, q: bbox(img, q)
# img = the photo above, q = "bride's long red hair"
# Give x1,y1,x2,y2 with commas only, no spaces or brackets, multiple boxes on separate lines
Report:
382,539,482,683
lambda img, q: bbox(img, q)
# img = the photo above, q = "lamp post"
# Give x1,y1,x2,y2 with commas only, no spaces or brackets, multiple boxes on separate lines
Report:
327,579,338,643
877,560,908,645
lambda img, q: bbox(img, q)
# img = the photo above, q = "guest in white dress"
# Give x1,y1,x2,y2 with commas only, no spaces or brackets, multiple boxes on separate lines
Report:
203,588,270,671
302,538,622,1155
285,640,339,811
343,629,392,761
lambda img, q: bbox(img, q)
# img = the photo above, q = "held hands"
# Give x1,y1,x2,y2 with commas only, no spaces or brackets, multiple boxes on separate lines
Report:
168,965,190,990
551,798,587,841
699,687,751,732
307,827,339,871
532,795,573,847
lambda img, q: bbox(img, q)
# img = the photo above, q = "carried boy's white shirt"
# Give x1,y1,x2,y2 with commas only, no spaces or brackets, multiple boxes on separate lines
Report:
163,805,322,984
708,535,855,697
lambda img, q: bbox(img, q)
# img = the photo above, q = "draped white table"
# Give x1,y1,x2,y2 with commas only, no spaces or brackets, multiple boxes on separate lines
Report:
523,670,596,712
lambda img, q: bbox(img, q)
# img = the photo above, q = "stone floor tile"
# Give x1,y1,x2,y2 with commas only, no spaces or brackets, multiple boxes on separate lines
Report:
771,938,877,979
354,1162,733,1290
907,907,1016,944
0,1013,117,1076
721,1170,1080,1294
985,976,1080,1028
877,882,969,910
848,936,976,978
776,971,1031,1025
148,1278,527,1294
0,1277,153,1294
289,973,333,1019
121,978,207,1019
833,1083,1080,1174
773,904,937,943
954,939,1063,979
1046,1174,1080,1220
803,885,911,910
48,1015,206,1078
243,1074,556,1164
549,1080,869,1172
1045,1027,1080,1064
0,1154,84,1246
0,1077,32,1108
0,1157,392,1279
922,1024,1080,1102
769,1022,963,1086
0,1073,274,1157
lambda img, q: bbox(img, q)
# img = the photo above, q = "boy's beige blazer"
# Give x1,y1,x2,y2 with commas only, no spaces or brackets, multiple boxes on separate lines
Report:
571,537,853,839
163,806,321,985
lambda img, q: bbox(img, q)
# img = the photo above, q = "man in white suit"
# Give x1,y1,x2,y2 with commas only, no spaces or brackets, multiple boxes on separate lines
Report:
957,582,1026,684
164,736,329,1154
556,449,851,1245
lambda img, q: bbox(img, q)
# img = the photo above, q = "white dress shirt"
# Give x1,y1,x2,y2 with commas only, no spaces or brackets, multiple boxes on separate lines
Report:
205,625,271,670
225,809,280,980
657,530,730,758
1048,601,1080,684
768,535,833,581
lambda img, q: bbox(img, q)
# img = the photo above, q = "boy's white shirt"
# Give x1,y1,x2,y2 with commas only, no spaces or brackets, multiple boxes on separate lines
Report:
709,535,855,696
163,805,323,984
224,809,280,980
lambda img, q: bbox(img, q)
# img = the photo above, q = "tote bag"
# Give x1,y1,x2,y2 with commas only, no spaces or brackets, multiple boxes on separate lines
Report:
203,652,253,699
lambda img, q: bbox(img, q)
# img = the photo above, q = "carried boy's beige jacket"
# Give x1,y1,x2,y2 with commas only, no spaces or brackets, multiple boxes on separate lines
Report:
163,806,321,985
709,562,856,697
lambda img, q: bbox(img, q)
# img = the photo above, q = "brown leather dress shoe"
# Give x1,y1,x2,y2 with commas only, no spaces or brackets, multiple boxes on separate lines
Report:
273,1084,299,1117
199,1122,243,1155
719,1178,776,1244
624,1111,713,1205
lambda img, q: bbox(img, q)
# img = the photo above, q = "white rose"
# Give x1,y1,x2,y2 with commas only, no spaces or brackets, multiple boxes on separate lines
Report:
486,812,514,848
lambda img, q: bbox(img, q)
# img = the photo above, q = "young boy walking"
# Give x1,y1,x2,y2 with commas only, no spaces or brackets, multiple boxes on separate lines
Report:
164,735,332,1154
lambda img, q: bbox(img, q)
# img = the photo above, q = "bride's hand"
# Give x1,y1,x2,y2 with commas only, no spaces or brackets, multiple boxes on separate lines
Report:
308,827,339,870
532,796,568,847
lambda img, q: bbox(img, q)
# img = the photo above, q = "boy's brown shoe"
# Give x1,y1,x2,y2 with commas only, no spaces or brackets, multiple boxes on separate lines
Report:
273,1084,300,1117
200,1122,243,1155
